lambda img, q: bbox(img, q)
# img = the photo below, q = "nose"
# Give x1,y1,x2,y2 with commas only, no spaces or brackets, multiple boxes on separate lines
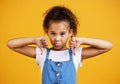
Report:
55,35,61,41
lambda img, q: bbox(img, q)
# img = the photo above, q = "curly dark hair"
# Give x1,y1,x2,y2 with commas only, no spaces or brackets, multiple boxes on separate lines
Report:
43,6,79,36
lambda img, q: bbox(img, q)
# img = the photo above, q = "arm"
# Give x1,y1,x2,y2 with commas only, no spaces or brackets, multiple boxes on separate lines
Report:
7,36,48,58
69,37,113,60
80,38,112,60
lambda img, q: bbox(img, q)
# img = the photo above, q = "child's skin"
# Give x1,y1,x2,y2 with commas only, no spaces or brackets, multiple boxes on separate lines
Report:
7,20,112,60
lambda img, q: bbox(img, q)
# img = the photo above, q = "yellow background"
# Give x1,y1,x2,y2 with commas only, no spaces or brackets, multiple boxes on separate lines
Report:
0,0,120,84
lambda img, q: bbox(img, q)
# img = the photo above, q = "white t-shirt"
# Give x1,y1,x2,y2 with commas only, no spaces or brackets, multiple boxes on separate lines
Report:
36,47,82,72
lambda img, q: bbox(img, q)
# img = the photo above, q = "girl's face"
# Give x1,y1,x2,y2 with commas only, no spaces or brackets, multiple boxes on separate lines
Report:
47,21,73,50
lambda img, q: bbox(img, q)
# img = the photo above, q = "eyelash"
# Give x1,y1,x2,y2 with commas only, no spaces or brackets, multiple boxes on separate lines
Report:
61,33,65,36
50,32,65,36
51,33,55,35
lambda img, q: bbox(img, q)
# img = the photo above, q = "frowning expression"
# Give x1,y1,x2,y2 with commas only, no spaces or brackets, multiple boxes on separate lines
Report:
47,21,72,50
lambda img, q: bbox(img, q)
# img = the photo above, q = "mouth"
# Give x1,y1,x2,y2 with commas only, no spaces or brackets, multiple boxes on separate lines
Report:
54,42,62,47
52,42,67,50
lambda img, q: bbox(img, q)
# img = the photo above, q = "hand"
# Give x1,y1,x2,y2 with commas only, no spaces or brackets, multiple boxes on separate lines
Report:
69,37,83,56
34,36,48,55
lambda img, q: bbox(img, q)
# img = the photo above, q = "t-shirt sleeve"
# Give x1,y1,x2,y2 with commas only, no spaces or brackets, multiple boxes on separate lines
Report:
36,47,46,66
77,48,83,67
73,48,83,71
36,47,41,65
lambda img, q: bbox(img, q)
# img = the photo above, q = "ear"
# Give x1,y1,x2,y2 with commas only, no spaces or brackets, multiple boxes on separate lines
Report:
45,29,48,33
69,29,73,38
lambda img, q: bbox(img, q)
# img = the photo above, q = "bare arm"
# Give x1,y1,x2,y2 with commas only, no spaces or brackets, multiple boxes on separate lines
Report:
69,37,113,60
80,38,112,60
7,37,48,58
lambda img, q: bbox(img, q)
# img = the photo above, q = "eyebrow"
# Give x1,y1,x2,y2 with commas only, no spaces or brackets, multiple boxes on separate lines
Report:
50,30,66,33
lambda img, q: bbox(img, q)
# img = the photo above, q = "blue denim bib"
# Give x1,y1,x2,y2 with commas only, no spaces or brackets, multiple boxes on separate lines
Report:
42,49,76,84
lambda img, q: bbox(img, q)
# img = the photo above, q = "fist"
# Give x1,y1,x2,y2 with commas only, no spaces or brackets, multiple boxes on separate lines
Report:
35,36,48,54
69,37,83,55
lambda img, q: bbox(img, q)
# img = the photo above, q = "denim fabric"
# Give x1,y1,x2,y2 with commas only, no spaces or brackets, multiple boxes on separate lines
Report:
42,49,76,84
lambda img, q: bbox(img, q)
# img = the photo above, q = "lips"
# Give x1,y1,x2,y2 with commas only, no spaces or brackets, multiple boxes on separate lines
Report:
54,42,61,47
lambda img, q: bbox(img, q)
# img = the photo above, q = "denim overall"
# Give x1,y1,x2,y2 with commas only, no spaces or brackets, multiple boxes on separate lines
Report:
42,49,76,84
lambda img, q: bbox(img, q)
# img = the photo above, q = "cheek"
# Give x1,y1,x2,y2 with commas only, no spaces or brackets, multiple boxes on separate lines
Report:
49,37,56,44
47,34,53,39
62,35,69,42
64,34,70,39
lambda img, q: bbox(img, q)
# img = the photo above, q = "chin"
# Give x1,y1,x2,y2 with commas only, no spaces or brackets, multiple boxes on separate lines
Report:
52,46,67,51
53,47,62,50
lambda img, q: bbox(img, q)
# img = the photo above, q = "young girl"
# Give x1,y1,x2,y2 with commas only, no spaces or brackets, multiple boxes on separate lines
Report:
7,6,112,84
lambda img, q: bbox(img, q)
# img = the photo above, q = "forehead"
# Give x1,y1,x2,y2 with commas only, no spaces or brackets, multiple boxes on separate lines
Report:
48,21,70,32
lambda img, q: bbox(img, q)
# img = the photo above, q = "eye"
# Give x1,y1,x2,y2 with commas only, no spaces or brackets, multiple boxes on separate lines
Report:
50,32,55,36
61,32,65,36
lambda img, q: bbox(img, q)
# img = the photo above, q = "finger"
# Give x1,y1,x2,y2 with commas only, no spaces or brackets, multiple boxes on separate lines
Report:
69,44,75,48
43,44,48,48
39,41,44,54
40,47,44,55
69,40,76,48
72,47,77,56
42,40,48,45
71,37,77,42
42,40,48,48
70,41,75,45
37,42,43,48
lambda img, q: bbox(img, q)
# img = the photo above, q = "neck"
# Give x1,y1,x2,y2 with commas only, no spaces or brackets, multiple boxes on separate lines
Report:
51,46,68,51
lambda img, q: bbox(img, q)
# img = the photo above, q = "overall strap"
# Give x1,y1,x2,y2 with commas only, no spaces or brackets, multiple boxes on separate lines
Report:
46,49,50,60
69,49,73,61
